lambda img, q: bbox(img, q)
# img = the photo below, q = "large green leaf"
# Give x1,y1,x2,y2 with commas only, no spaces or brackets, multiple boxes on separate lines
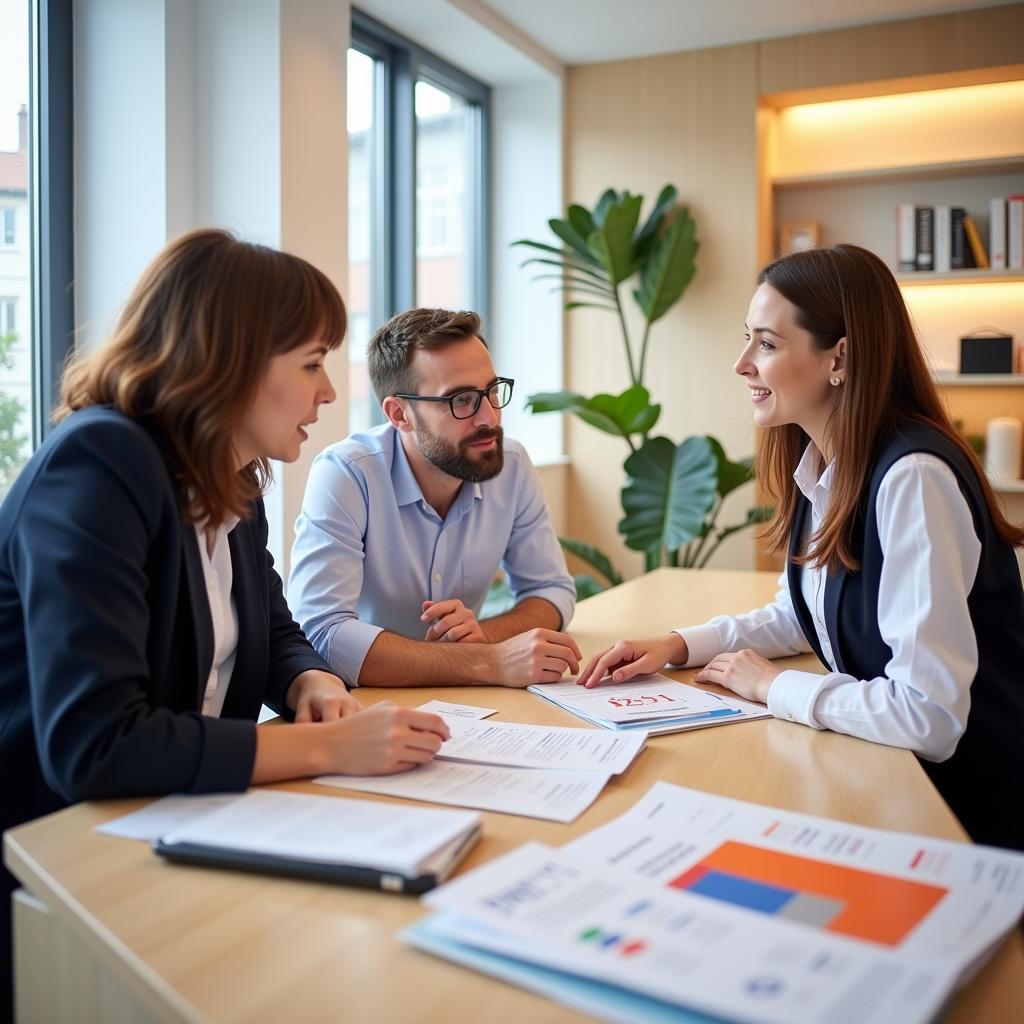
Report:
559,537,624,587
526,386,660,440
592,188,619,228
588,194,642,284
567,203,596,239
618,435,718,554
705,435,754,498
634,184,678,259
631,209,698,324
548,217,600,266
573,574,607,601
520,254,612,285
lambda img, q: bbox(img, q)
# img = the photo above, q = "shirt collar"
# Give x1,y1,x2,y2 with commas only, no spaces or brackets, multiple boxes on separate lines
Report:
793,443,835,502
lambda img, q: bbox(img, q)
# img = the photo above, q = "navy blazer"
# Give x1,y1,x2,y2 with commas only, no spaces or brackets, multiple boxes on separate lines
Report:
0,406,332,842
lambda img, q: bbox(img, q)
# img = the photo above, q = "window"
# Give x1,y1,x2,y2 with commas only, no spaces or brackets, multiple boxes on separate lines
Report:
0,0,74,499
347,11,489,433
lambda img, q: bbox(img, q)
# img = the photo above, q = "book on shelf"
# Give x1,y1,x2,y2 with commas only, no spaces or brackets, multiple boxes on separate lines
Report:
933,205,951,273
914,205,934,271
990,196,1007,270
1009,194,1024,270
963,214,990,268
951,206,969,269
896,203,916,271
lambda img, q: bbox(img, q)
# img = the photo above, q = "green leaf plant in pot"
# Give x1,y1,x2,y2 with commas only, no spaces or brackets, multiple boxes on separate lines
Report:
515,186,771,590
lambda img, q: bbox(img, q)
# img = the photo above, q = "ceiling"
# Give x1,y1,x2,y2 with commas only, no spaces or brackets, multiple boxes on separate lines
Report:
477,0,1021,65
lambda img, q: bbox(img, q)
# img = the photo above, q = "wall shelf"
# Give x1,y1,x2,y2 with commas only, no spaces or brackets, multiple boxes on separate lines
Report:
899,269,1024,287
934,374,1024,387
772,155,1024,190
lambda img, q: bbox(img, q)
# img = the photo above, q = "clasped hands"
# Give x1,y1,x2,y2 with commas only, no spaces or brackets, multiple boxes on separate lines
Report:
575,635,781,704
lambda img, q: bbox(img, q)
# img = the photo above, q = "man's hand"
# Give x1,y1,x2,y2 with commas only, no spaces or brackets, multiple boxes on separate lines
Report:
421,598,486,644
287,670,361,722
492,628,583,687
693,649,780,704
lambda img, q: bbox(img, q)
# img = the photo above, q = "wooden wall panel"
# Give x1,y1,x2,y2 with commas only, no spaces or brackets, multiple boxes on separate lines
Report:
760,3,1024,99
564,44,762,577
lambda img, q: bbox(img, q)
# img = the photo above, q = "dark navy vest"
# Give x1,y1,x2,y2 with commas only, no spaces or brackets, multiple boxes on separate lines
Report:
787,423,1024,851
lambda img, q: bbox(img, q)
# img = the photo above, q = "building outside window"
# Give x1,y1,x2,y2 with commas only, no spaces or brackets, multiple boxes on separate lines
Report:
346,12,489,434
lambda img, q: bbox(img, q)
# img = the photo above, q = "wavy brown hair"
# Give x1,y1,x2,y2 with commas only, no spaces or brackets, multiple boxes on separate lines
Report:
56,228,346,524
757,243,1024,572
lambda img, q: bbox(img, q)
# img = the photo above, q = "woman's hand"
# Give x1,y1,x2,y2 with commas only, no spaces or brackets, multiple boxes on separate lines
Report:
576,634,688,688
322,702,451,775
287,670,361,722
693,650,780,704
421,598,487,643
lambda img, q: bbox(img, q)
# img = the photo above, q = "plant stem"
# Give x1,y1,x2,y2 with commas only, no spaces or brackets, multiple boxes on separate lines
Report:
612,285,638,386
637,318,653,388
690,497,721,566
697,536,723,569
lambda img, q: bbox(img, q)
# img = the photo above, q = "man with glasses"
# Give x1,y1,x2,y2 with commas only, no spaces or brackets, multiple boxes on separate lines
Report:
288,308,579,687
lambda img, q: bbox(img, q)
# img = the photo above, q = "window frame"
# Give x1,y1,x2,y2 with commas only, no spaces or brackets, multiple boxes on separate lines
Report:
350,9,491,328
29,0,75,447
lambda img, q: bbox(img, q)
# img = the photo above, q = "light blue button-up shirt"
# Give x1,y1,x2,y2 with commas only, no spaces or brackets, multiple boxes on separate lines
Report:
287,424,576,684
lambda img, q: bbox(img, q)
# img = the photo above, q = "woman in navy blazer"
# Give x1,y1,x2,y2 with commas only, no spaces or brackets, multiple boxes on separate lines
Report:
0,229,448,1008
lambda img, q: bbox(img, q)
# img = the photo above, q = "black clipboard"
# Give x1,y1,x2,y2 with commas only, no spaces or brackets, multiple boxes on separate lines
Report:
152,821,482,894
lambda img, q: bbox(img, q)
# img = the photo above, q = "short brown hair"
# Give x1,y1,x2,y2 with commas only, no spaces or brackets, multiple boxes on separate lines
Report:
56,228,346,525
367,308,484,401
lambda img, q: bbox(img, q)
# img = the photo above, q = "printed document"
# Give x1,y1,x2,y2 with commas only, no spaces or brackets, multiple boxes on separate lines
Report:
565,781,1024,980
530,673,770,733
97,794,239,841
315,761,609,823
438,717,645,774
420,842,952,1024
417,700,497,720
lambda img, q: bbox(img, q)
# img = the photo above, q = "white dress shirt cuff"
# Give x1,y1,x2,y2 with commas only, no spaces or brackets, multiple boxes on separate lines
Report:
327,618,385,688
767,670,826,728
672,625,722,668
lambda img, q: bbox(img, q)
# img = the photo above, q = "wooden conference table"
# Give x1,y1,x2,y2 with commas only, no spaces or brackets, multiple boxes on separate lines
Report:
6,569,1024,1022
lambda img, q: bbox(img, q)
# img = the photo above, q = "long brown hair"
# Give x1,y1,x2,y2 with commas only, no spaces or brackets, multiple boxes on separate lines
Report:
756,243,1024,571
57,228,346,524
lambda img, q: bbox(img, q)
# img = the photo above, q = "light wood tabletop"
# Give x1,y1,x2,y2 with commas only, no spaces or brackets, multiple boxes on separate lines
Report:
5,568,1023,1022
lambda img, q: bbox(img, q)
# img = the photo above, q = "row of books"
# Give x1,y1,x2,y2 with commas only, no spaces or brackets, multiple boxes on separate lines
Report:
897,195,1024,272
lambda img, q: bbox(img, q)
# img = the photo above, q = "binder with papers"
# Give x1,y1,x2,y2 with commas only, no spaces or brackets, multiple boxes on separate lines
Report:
529,673,770,734
152,789,481,893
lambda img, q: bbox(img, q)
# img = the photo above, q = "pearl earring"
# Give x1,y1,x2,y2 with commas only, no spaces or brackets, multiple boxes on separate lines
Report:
830,376,842,386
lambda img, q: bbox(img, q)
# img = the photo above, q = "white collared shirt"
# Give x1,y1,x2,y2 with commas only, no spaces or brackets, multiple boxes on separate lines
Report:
194,517,240,718
677,444,982,761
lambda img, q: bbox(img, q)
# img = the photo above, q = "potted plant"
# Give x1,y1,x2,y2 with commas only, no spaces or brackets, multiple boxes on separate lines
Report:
515,186,769,592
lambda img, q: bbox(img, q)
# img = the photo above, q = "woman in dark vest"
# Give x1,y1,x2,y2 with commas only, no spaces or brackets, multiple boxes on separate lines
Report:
577,243,1024,852
0,229,449,1011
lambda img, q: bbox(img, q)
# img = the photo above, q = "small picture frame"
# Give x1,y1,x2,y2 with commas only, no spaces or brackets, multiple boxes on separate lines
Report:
779,220,820,254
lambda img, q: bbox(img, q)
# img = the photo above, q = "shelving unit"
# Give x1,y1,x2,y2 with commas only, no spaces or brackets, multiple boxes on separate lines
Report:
756,74,1024,572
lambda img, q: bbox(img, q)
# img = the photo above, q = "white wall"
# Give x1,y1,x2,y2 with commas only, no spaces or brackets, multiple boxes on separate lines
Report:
73,0,565,567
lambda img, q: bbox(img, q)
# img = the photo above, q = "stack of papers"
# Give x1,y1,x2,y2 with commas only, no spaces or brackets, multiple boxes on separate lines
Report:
529,673,771,734
405,782,1024,1023
313,705,646,823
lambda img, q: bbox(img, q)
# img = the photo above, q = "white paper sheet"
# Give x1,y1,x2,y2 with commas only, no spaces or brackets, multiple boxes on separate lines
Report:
315,761,609,823
564,781,1024,980
417,700,498,720
158,790,480,874
530,673,770,732
96,794,240,841
422,842,951,1024
438,717,645,774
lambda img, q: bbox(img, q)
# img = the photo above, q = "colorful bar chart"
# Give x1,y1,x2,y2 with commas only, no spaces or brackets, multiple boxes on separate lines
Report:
668,841,947,946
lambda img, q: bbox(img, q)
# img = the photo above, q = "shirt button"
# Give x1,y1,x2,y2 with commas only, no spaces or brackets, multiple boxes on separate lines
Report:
433,573,442,582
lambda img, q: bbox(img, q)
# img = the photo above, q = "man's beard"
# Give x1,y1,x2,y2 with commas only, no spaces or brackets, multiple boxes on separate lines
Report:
415,419,504,483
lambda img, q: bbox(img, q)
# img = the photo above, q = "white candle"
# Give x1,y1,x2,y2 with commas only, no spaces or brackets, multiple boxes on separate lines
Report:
986,417,1023,482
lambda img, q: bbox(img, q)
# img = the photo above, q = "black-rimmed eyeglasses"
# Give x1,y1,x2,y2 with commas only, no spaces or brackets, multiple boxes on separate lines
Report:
394,378,515,420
